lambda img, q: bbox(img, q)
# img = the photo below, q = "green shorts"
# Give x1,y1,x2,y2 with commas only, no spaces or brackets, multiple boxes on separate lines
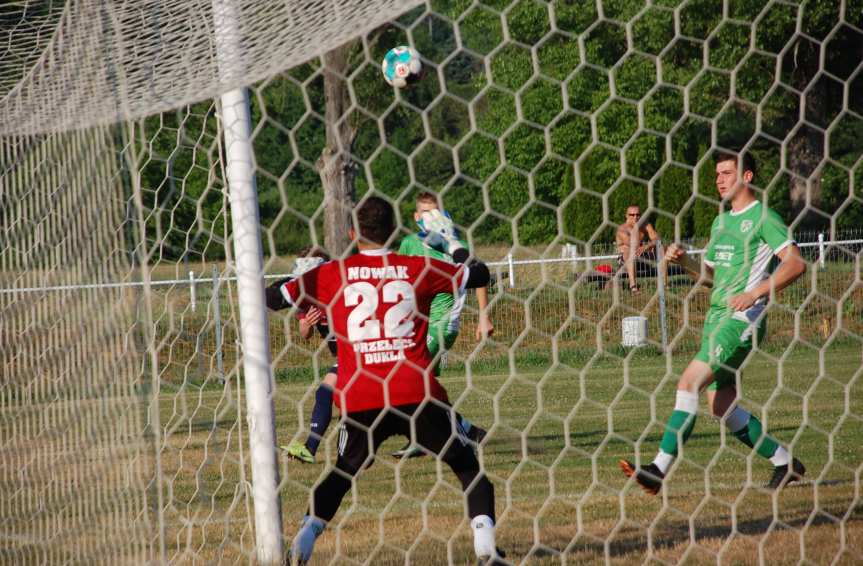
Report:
695,317,765,391
427,319,459,357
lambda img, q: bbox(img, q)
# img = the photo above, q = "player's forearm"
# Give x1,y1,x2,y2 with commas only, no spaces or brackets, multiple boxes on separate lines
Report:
750,255,806,299
476,286,490,311
298,322,314,339
679,254,712,287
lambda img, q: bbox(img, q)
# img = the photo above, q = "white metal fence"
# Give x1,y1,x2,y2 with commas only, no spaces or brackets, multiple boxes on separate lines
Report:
2,231,861,384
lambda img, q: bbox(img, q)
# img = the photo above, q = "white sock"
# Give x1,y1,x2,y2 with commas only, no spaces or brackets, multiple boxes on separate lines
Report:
470,515,496,558
770,446,790,467
674,390,699,414
652,451,674,475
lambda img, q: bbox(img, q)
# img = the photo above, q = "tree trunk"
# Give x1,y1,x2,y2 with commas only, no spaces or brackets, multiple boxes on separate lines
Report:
317,42,357,257
785,39,825,223
787,127,823,223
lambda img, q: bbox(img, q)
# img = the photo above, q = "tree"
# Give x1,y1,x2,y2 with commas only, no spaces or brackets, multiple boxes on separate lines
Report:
317,43,358,256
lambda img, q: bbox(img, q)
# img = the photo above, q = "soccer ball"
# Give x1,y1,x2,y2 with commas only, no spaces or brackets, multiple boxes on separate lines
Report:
381,46,422,88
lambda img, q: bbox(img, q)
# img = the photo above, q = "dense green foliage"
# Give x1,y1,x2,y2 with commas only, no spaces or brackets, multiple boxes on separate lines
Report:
137,0,863,260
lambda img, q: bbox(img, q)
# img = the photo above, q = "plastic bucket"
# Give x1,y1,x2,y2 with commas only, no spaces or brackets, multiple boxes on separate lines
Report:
622,316,648,347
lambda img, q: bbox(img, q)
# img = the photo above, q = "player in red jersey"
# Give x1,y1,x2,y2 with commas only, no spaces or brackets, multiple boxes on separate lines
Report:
275,197,504,565
271,247,339,464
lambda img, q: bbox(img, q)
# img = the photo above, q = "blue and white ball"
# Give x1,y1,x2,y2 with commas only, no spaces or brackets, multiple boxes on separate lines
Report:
381,46,422,88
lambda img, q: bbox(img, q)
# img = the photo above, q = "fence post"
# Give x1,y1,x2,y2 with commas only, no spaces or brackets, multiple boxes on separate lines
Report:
212,265,225,383
818,232,825,270
189,270,197,311
507,252,515,288
656,240,669,353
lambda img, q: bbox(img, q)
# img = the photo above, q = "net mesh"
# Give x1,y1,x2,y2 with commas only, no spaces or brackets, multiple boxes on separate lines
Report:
0,0,425,135
2,0,862,563
1,127,147,563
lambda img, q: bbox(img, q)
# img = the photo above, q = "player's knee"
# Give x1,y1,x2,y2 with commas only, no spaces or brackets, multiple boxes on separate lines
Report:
678,361,711,392
677,373,699,393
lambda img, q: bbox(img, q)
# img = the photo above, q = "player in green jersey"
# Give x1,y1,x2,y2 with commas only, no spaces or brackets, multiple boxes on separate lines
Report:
391,192,494,458
620,152,808,494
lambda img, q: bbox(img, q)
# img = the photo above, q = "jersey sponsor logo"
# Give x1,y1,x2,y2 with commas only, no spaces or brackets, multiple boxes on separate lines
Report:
353,337,416,353
347,265,409,281
714,243,734,264
363,350,407,364
740,219,753,233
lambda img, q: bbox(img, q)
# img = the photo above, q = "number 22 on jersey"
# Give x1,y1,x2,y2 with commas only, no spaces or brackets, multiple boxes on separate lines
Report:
345,281,416,342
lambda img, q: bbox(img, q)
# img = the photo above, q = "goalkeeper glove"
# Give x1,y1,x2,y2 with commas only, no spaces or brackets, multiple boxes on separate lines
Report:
291,256,326,277
417,209,464,254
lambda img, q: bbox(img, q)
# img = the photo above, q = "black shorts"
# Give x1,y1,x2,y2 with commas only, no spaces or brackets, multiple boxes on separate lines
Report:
336,401,473,475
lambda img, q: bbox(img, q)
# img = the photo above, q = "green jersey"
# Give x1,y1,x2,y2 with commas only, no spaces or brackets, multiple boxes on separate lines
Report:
399,233,468,330
703,201,792,324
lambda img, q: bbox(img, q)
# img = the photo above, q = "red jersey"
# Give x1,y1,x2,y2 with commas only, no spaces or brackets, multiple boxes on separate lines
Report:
280,249,468,412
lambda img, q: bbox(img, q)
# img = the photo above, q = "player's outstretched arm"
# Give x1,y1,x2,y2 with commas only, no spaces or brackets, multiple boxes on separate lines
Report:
447,245,494,339
729,244,806,311
665,243,714,287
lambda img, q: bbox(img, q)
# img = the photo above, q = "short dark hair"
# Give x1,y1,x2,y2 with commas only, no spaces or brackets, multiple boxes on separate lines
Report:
714,151,756,178
355,196,396,245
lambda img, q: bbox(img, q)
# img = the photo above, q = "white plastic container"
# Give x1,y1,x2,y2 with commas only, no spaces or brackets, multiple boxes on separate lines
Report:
622,316,648,347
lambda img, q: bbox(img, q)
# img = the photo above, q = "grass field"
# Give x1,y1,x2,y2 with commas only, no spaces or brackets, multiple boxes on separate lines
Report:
156,340,863,564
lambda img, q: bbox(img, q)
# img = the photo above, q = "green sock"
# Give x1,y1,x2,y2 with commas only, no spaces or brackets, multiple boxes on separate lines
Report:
730,410,778,460
659,409,697,456
658,391,699,457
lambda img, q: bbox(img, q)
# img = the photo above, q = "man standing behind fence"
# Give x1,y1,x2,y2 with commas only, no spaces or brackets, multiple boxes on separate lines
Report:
613,205,660,295
619,151,807,495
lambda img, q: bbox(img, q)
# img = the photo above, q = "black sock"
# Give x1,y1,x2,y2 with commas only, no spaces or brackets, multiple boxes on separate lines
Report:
306,385,333,455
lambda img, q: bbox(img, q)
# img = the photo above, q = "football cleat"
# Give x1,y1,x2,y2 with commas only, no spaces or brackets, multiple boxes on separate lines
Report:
283,441,315,464
619,459,664,495
767,457,806,490
477,547,509,566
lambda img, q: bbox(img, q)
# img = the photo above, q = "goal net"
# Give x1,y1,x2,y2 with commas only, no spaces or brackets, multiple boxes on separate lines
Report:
2,0,861,563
